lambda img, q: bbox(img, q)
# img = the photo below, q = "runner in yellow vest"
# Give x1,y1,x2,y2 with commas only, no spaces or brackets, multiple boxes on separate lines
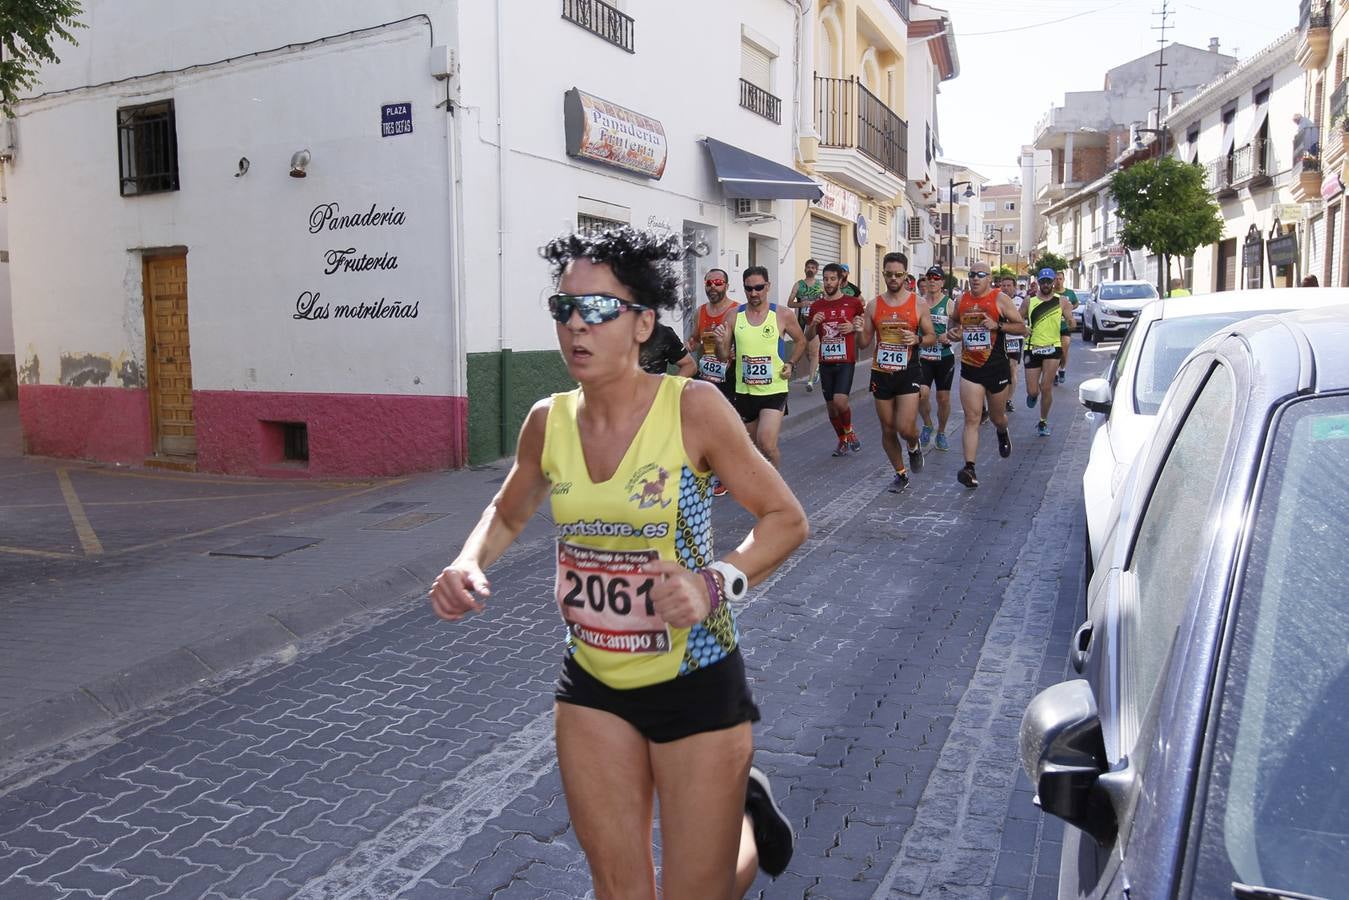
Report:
429,228,807,896
1019,268,1077,437
715,266,808,468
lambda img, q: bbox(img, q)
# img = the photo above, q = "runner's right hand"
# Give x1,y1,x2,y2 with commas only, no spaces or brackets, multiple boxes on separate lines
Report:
429,563,490,621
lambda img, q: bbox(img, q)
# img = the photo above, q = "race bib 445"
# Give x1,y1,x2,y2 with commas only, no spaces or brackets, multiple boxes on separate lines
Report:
556,542,671,654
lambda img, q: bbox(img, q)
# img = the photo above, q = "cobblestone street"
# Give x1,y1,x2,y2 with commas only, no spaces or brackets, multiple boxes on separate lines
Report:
0,349,1107,899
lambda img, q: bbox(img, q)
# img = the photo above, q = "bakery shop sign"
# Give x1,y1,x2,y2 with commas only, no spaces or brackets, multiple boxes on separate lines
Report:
564,88,667,179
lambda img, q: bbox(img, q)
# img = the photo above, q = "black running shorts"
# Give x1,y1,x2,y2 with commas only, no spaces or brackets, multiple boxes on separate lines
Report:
919,355,955,392
818,362,856,398
961,360,1012,393
734,391,788,423
555,650,761,743
869,368,920,400
1024,347,1064,369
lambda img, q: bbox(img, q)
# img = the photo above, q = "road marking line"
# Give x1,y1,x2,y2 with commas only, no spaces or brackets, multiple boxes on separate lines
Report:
56,469,103,557
295,711,560,900
0,544,81,560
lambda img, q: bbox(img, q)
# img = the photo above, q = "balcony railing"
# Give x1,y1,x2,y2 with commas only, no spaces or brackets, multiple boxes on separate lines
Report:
1206,157,1235,195
1295,125,1322,173
886,0,911,22
1300,0,1331,30
739,79,782,124
815,75,908,179
561,0,634,53
1231,139,1271,187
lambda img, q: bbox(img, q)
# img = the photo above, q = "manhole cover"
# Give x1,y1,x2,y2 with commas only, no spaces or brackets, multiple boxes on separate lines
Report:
209,535,322,559
361,501,428,515
363,512,449,532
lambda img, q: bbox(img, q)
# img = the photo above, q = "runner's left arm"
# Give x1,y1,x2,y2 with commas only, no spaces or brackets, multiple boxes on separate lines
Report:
780,307,808,375
917,305,936,347
858,299,876,350
996,294,1027,335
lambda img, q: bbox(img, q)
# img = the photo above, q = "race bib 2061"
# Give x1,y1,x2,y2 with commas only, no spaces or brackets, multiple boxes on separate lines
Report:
556,542,670,655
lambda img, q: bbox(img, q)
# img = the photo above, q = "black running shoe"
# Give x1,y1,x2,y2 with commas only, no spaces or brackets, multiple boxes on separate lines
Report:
957,464,979,489
888,470,910,493
908,445,924,474
997,429,1012,458
746,767,794,877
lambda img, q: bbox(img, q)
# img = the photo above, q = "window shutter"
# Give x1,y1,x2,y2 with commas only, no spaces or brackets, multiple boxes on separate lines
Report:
740,41,772,91
907,216,922,242
809,215,843,266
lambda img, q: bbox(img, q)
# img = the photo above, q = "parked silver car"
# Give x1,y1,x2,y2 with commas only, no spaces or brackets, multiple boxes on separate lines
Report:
1022,305,1349,899
1081,281,1159,343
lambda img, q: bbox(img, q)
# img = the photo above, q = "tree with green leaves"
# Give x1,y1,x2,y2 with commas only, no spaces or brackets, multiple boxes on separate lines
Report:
1110,156,1223,296
1033,251,1070,274
1,0,85,110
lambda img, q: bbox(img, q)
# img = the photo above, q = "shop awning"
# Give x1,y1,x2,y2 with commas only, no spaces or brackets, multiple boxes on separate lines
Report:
702,137,823,200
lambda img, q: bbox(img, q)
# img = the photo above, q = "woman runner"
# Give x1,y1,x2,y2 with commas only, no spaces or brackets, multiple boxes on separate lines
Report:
428,228,807,899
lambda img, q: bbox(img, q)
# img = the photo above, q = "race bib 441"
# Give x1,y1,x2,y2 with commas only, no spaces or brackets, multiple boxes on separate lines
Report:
556,542,671,654
820,339,848,362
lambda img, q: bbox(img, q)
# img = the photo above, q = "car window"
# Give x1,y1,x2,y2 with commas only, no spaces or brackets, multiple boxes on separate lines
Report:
1108,318,1146,397
1193,396,1349,900
1100,284,1159,301
1132,312,1274,415
1124,364,1235,741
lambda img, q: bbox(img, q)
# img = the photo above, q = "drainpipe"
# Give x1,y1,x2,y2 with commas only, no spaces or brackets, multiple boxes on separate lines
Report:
793,0,817,158
495,0,511,455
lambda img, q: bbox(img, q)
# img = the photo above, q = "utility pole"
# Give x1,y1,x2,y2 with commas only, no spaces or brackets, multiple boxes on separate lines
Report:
1152,0,1172,296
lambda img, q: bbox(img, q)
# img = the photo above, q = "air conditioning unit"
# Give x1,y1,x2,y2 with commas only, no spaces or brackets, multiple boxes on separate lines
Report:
733,198,775,221
907,216,922,242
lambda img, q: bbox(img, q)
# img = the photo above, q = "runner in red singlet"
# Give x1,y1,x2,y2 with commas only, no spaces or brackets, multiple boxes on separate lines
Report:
805,263,867,456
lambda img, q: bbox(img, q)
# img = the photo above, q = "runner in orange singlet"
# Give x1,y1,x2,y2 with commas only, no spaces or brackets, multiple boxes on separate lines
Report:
859,252,936,492
946,266,1026,489
688,269,739,496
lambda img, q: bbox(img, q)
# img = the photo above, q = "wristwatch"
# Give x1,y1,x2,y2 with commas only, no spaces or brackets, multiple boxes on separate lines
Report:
707,560,749,602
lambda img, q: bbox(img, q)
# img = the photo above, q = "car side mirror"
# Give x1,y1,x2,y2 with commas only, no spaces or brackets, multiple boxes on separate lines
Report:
1080,377,1113,414
1020,680,1118,844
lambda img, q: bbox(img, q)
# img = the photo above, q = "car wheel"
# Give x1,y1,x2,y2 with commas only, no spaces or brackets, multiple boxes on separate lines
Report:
1087,317,1099,344
1081,317,1092,342
1082,536,1094,623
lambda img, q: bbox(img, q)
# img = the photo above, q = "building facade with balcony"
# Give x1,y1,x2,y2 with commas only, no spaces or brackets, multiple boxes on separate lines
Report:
1291,0,1349,286
789,0,914,297
1024,41,1238,269
1168,30,1304,292
980,183,1022,274
8,0,812,473
933,160,987,287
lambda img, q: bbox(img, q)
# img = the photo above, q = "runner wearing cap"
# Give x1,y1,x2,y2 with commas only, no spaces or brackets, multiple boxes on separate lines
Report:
917,265,955,453
1020,268,1076,436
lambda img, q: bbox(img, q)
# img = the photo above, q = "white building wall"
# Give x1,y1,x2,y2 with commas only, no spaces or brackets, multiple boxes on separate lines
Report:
8,2,454,397
0,205,11,356
456,0,798,355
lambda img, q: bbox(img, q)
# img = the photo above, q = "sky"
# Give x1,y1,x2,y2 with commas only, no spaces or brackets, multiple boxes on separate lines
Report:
933,0,1297,185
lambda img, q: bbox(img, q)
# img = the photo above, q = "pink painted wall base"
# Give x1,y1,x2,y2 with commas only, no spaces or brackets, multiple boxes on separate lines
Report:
17,386,467,477
193,390,467,477
19,384,152,465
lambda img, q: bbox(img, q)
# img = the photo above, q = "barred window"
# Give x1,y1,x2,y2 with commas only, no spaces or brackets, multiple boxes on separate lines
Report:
118,100,179,196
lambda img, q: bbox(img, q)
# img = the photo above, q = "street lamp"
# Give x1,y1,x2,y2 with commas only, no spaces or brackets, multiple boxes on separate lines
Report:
986,224,1008,272
947,177,975,284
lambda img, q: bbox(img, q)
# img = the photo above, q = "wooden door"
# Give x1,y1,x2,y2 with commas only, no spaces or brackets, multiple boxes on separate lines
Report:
1215,239,1237,292
143,255,195,457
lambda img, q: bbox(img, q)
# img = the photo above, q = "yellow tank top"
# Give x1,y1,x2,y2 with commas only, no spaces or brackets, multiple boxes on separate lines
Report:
733,303,788,395
1027,296,1064,349
539,376,741,689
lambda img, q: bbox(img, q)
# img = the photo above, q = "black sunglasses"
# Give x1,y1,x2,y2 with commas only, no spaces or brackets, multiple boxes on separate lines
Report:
970,271,990,278
547,293,649,325
744,283,769,293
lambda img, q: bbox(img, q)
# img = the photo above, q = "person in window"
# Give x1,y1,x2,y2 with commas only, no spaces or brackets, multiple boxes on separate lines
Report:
1293,113,1320,159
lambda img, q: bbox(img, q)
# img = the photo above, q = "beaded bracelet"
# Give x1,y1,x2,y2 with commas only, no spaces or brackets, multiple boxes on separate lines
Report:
700,569,723,616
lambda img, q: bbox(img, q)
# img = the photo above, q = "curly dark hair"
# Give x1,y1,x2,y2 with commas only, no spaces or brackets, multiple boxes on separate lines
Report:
540,226,684,310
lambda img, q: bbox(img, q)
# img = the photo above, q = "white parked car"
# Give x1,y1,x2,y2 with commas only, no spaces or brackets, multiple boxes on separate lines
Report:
1078,287,1349,579
1081,280,1159,343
